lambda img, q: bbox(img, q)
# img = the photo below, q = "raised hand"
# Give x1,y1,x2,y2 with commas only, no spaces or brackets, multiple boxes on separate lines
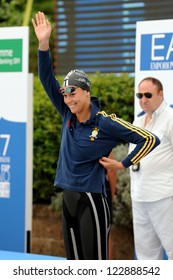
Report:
32,11,52,51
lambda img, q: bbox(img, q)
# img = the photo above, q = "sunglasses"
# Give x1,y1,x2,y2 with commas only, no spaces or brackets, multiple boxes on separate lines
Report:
59,86,79,95
136,92,153,99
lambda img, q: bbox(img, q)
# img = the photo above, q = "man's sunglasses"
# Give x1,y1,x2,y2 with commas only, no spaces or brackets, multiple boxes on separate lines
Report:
59,86,79,95
136,92,153,99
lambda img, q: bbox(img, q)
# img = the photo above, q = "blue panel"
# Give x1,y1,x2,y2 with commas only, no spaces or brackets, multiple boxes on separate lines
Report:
0,251,66,260
140,33,173,71
0,118,26,252
134,249,168,260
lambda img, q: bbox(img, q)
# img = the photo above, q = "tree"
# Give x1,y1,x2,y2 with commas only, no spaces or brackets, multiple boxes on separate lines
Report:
0,0,26,26
0,0,55,74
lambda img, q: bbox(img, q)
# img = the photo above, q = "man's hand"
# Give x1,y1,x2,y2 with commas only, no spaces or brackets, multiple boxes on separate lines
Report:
99,157,125,171
32,11,52,51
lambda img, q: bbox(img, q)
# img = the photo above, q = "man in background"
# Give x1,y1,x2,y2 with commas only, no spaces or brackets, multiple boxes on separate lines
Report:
129,77,173,260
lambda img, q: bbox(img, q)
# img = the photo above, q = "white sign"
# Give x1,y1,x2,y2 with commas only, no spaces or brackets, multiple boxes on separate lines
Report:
0,26,32,253
135,19,173,116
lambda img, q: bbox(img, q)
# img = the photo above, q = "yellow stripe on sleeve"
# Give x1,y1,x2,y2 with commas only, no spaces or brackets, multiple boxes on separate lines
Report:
97,111,156,164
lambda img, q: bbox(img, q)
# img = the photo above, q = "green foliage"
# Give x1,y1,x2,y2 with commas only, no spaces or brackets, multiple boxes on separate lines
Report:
50,191,63,212
29,0,56,74
90,72,134,122
112,144,132,228
33,76,62,202
0,0,26,26
0,0,55,74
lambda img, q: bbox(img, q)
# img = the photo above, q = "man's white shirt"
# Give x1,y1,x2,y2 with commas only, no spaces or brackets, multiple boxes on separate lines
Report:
129,101,173,201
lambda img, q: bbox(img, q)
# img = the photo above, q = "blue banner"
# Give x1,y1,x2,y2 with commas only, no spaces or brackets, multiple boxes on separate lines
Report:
140,32,173,71
0,118,26,252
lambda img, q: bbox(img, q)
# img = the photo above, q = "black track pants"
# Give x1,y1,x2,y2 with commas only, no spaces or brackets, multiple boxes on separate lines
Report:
62,189,110,260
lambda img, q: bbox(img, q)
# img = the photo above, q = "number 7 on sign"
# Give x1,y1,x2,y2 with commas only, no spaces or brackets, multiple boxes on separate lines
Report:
0,134,10,156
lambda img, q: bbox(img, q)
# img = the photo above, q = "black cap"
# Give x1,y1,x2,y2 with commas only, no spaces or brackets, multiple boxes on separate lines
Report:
63,69,91,91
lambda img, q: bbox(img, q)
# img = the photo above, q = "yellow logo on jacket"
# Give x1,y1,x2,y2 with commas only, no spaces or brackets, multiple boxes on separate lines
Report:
89,127,99,141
